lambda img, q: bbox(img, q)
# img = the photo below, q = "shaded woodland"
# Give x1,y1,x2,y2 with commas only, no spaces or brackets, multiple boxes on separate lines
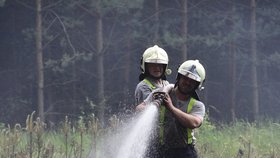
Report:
0,0,280,125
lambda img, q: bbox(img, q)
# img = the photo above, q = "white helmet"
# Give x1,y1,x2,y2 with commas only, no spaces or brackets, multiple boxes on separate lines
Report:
140,45,171,75
177,60,206,90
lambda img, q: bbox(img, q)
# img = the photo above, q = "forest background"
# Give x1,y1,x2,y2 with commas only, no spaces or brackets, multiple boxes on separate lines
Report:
0,0,280,126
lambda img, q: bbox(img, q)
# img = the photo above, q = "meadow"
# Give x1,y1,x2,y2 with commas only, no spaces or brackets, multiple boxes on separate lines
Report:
197,118,280,158
0,111,279,158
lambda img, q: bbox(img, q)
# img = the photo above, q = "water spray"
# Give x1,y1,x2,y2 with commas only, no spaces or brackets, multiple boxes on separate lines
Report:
88,92,167,158
90,103,160,158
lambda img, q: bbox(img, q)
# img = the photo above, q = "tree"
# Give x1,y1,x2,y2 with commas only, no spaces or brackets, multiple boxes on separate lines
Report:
154,0,159,42
35,0,45,121
95,0,105,125
228,2,237,122
181,0,188,61
250,0,259,121
229,41,237,121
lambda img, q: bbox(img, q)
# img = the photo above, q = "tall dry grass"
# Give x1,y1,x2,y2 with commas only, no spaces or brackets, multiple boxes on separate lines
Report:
0,111,279,158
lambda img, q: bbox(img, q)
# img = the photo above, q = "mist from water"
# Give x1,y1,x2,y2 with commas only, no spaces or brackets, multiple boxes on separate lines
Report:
88,104,159,158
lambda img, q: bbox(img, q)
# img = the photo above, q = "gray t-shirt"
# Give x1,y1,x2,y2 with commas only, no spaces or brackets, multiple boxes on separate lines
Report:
163,89,205,148
134,77,169,105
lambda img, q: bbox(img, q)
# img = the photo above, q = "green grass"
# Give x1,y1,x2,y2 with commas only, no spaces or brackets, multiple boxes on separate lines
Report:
0,113,279,158
196,119,280,158
0,113,100,158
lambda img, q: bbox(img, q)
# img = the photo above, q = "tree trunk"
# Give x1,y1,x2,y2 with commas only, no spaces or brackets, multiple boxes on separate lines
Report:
250,0,259,121
154,0,159,42
35,0,45,122
229,41,236,121
229,3,237,122
181,0,188,61
124,34,131,95
72,61,77,113
96,1,105,125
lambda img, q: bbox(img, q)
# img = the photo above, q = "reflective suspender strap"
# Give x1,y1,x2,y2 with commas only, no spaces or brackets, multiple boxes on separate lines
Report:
143,79,166,144
143,79,156,90
143,79,193,145
159,106,166,145
187,97,195,113
187,97,195,144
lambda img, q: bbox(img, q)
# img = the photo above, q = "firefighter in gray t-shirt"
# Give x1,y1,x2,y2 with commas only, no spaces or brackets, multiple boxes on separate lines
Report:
147,60,206,158
134,45,171,158
134,45,171,109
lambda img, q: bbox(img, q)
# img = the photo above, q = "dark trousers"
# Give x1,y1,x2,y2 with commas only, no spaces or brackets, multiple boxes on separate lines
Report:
145,141,161,158
163,145,198,158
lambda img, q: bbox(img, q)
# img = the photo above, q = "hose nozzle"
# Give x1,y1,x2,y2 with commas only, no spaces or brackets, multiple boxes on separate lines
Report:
152,92,166,104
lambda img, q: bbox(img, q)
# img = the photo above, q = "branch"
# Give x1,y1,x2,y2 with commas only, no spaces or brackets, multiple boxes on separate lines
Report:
76,3,99,18
16,0,35,10
49,10,77,55
42,0,63,10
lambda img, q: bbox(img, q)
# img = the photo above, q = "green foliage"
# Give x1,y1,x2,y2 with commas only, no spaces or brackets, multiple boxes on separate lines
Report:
0,123,5,129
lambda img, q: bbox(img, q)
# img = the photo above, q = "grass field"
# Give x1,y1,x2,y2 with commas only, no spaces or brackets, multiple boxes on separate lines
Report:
197,118,280,158
1,112,279,158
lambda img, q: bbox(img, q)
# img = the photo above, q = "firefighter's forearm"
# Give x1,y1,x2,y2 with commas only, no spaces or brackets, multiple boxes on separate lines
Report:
169,106,202,129
136,102,146,112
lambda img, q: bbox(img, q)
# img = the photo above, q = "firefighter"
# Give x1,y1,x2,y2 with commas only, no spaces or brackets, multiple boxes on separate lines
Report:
134,45,172,158
147,59,206,158
135,45,171,111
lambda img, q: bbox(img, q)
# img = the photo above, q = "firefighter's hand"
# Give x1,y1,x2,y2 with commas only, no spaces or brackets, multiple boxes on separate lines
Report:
163,93,174,110
163,84,174,93
136,102,146,112
151,99,162,108
143,88,162,105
